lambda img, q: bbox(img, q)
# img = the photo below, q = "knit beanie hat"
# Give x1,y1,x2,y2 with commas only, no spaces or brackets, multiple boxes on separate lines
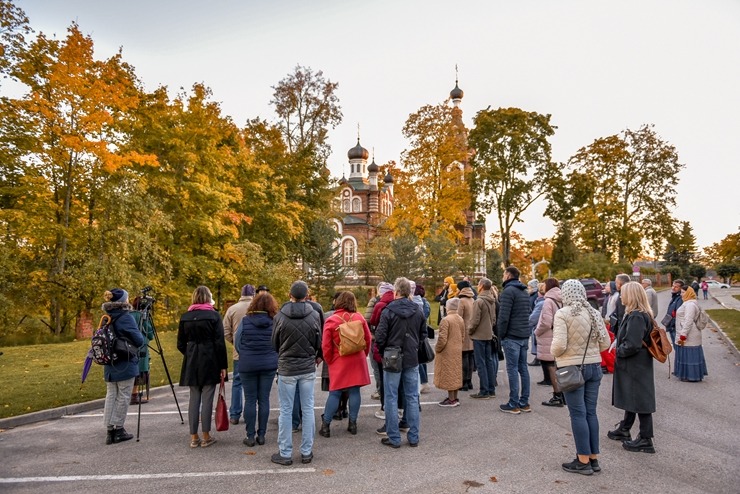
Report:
241,284,255,297
457,280,471,290
109,288,128,303
378,282,394,295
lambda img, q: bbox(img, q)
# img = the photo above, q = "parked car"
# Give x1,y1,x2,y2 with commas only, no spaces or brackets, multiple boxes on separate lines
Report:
580,278,605,309
705,280,730,289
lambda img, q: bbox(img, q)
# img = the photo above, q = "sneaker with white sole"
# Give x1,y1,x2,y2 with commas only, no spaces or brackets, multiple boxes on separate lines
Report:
370,391,380,400
374,409,385,420
438,398,456,407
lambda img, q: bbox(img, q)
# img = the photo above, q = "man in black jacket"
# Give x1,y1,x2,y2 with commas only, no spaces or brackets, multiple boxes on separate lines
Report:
498,266,532,414
271,281,321,466
375,277,426,448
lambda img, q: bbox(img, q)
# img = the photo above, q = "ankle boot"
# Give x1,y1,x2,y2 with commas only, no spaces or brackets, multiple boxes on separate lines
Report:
607,421,632,441
319,414,331,438
542,393,564,407
347,420,357,435
105,429,114,445
622,434,655,453
112,427,133,443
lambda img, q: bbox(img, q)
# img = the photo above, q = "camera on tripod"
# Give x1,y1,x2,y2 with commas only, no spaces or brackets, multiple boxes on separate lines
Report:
138,286,156,310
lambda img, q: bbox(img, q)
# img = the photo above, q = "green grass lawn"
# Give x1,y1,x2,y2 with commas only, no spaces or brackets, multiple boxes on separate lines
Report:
0,331,203,420
733,295,740,302
706,309,740,349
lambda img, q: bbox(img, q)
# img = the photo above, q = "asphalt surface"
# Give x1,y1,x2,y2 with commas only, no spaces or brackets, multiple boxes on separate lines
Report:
1,289,738,494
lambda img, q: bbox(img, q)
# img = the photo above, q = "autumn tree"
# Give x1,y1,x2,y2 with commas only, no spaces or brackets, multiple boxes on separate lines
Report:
388,101,471,242
359,225,424,283
3,24,153,334
469,107,557,266
702,231,740,267
549,125,683,263
422,222,462,286
551,221,580,272
0,0,31,84
663,220,697,274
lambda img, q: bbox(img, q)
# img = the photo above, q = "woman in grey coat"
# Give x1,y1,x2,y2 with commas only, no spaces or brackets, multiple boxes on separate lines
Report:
608,282,656,454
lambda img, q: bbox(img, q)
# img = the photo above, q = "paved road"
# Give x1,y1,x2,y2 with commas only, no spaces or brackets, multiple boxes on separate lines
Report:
1,289,738,493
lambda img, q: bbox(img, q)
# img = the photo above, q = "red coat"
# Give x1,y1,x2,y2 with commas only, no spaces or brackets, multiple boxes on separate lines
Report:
322,309,372,391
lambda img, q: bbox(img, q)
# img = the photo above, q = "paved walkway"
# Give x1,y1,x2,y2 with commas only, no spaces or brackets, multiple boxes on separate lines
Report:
709,286,740,310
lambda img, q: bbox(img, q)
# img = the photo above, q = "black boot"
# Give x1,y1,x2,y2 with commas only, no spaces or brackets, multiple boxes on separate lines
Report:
607,421,632,441
542,393,564,407
319,414,330,438
112,427,133,443
105,429,114,445
623,434,655,453
347,420,357,435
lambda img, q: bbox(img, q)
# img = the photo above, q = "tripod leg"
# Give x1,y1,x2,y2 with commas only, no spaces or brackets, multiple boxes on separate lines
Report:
136,377,143,442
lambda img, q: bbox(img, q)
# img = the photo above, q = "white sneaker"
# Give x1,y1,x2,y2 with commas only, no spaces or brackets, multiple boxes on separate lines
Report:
374,409,385,420
370,391,380,400
420,384,431,394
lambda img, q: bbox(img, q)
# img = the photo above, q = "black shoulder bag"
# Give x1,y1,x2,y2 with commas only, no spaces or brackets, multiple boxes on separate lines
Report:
555,322,594,393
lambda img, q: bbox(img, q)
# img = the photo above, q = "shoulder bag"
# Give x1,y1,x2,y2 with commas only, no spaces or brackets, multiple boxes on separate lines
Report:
555,322,594,393
215,375,229,431
382,346,403,373
418,336,435,364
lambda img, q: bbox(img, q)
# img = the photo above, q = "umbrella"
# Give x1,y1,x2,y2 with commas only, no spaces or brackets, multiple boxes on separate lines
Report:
80,350,93,389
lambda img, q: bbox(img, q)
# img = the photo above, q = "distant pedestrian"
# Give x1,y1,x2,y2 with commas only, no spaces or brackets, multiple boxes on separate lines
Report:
700,280,709,300
608,282,657,454
673,287,708,382
102,288,145,445
178,286,228,449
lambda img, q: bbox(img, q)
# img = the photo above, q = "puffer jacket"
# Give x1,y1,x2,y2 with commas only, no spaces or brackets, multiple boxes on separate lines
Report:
498,279,531,340
375,297,427,370
103,302,146,382
238,312,278,374
551,305,609,367
272,301,321,377
535,287,562,362
676,301,702,346
457,287,476,351
467,290,496,340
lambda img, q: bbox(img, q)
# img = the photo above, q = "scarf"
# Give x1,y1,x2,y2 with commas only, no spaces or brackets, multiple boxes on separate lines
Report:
682,287,697,302
188,303,215,312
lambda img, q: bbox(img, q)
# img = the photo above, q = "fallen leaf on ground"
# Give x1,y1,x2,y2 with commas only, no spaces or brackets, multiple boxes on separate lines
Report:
243,451,255,455
323,469,335,476
489,476,498,482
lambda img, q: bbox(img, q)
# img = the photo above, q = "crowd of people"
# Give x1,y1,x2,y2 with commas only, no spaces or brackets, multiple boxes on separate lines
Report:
98,269,711,474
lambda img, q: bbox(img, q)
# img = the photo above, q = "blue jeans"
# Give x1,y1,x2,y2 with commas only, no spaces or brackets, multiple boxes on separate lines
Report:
384,366,420,446
562,363,602,456
473,339,496,395
292,386,301,429
419,363,428,384
323,386,361,423
502,338,530,408
277,372,315,457
239,370,275,439
230,358,242,419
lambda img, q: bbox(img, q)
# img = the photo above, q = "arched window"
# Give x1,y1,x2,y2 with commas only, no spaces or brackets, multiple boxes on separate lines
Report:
352,197,361,212
342,199,350,212
343,239,355,266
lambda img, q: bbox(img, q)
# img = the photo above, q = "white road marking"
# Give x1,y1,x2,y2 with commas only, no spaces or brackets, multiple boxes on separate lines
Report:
0,468,316,484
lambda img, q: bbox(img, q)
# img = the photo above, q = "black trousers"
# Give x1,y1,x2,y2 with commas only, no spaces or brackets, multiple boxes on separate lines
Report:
623,411,653,438
462,350,475,384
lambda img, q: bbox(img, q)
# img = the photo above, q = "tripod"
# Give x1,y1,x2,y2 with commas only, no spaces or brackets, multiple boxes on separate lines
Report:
133,288,184,441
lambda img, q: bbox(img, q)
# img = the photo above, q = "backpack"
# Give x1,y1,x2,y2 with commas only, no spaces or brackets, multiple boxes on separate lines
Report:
333,313,366,356
90,314,128,365
643,317,672,364
694,308,709,330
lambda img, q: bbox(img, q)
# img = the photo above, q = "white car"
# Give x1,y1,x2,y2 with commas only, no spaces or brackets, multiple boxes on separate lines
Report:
705,280,730,289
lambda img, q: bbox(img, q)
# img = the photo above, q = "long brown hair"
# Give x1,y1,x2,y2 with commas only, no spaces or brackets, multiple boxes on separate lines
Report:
247,293,279,318
333,291,357,312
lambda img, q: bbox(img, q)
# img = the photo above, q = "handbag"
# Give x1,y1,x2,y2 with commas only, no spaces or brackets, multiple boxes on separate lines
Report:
215,375,229,431
660,313,672,327
555,323,594,393
111,335,138,363
427,324,435,340
418,337,435,364
382,346,403,373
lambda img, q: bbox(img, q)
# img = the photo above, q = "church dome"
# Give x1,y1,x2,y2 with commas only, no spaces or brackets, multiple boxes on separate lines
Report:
339,174,347,184
348,139,369,160
367,159,379,173
450,83,464,100
384,171,394,183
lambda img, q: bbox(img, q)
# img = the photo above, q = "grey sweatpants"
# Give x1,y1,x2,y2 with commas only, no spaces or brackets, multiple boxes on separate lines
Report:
188,384,216,434
104,378,135,428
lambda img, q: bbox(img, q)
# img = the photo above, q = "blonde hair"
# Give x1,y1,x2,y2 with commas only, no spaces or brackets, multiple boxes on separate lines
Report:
621,281,653,317
192,285,212,305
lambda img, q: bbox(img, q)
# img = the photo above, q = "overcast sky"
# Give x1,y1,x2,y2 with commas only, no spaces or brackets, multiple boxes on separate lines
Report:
14,0,740,252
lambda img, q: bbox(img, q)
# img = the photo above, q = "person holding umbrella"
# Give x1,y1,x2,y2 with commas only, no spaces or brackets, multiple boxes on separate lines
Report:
101,288,145,445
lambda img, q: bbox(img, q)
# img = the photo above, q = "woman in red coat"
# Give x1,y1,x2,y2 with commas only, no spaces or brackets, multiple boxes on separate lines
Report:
319,291,372,438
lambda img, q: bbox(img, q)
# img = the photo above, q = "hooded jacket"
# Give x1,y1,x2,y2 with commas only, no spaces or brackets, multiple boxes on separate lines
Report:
467,290,497,340
103,302,146,382
238,312,278,374
498,279,531,340
534,287,562,361
375,297,427,370
272,301,321,377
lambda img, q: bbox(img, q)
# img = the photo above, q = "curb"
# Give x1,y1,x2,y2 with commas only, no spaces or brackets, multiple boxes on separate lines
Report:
0,382,178,430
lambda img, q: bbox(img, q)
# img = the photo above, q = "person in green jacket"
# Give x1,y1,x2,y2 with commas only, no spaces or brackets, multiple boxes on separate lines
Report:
130,296,155,404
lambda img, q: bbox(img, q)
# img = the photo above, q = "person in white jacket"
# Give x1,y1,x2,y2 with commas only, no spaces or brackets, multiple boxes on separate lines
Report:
673,287,708,382
551,280,610,476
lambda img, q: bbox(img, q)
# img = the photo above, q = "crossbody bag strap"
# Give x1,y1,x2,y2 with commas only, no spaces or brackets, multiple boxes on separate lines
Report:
579,317,595,368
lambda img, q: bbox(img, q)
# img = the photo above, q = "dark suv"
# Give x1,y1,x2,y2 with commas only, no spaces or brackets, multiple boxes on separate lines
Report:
580,278,605,310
